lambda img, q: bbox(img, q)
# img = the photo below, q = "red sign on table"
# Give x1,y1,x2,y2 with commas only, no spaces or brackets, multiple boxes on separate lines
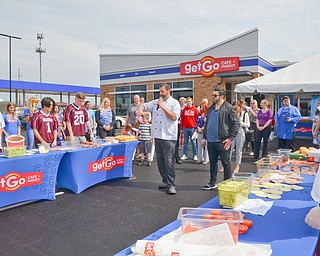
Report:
88,156,126,173
0,172,43,192
180,56,240,77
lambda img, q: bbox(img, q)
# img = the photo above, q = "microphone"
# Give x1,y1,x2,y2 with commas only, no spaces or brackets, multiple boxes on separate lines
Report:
156,97,162,110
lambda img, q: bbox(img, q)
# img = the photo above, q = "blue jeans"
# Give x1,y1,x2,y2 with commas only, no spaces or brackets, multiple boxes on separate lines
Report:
26,128,34,150
207,141,232,184
183,127,198,156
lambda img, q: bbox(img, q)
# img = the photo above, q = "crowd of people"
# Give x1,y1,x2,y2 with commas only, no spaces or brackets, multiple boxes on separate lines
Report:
0,85,319,229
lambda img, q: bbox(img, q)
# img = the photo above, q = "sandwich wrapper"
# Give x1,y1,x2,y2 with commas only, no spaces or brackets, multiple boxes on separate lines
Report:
131,223,272,256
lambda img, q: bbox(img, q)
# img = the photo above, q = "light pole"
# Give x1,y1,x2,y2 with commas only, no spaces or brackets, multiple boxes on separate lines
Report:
36,33,46,83
0,33,22,102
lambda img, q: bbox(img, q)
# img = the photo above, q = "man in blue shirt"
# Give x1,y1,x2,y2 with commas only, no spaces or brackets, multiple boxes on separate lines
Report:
276,96,302,151
201,88,239,190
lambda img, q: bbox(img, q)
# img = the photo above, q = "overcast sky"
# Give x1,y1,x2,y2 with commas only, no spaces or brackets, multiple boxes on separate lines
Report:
0,0,319,88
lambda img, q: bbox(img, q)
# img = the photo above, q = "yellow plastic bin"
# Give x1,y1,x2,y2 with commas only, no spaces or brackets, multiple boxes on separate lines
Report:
218,177,251,208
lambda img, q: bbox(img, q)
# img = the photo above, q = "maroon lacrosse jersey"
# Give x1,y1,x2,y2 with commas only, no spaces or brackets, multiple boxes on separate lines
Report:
32,111,58,144
63,103,89,136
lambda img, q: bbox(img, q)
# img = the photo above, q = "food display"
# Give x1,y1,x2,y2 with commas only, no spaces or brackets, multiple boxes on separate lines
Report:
3,147,26,158
218,178,251,208
177,208,243,244
114,135,137,142
80,141,102,148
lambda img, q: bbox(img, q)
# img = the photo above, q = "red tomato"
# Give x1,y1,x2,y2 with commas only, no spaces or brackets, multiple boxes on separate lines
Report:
210,209,222,215
239,224,249,234
242,219,253,228
202,214,215,219
212,215,228,220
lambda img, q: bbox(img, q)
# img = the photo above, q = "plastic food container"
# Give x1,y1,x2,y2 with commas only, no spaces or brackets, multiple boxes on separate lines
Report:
277,149,292,163
218,177,251,208
308,150,320,162
255,157,278,177
38,142,50,154
3,146,26,158
268,153,284,168
177,207,243,244
5,135,25,148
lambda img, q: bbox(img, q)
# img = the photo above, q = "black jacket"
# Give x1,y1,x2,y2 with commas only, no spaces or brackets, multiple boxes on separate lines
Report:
204,101,239,142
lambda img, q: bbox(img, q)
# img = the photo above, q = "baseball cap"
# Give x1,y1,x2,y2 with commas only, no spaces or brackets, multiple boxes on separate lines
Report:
282,96,290,100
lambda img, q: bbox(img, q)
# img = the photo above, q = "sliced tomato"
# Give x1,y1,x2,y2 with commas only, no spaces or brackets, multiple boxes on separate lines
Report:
202,214,215,219
242,219,253,228
210,209,222,215
239,224,249,234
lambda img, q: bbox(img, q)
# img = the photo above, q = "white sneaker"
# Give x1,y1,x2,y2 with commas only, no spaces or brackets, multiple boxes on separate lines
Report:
193,155,198,161
180,154,188,160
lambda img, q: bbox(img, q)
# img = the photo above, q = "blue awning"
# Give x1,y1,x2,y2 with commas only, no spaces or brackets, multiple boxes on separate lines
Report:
0,79,100,94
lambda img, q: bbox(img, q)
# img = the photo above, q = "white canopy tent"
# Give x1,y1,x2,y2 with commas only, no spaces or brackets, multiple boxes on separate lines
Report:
235,54,320,93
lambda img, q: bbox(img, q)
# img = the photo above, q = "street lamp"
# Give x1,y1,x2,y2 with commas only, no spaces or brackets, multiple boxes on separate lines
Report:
0,33,22,102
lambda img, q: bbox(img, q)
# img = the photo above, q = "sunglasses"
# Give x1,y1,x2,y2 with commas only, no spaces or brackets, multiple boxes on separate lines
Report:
212,94,220,97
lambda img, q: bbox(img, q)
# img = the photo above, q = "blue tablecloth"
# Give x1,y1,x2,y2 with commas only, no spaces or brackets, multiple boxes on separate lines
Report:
0,151,65,208
116,174,320,256
57,141,139,194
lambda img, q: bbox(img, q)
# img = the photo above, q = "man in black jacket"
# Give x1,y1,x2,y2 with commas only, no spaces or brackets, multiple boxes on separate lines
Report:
201,88,239,190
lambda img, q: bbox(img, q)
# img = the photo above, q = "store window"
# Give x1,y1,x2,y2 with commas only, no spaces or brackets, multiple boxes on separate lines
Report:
115,84,146,116
226,83,232,103
294,98,311,117
153,81,193,100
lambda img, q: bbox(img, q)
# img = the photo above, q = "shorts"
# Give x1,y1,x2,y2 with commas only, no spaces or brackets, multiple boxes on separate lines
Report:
140,140,151,154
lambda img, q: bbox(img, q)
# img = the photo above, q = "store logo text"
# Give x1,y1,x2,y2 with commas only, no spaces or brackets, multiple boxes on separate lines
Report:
0,172,43,192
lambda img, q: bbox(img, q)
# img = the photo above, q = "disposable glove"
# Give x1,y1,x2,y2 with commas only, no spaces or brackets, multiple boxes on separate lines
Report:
305,205,320,230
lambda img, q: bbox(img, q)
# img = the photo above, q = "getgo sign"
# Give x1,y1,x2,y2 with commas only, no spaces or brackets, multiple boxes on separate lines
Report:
180,56,240,77
89,156,126,173
0,172,43,192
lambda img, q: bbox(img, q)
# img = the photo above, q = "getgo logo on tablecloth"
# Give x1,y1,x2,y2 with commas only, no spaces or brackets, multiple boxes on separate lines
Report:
0,172,43,192
144,242,155,256
89,156,126,173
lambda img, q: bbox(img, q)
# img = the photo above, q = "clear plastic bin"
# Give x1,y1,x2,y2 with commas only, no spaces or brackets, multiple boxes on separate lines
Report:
218,177,251,208
268,153,284,168
177,207,243,244
255,157,278,177
277,149,292,163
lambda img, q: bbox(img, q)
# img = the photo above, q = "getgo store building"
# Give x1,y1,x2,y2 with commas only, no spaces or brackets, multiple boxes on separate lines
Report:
99,28,291,116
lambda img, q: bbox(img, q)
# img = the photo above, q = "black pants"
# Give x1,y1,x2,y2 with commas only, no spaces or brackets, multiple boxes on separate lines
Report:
278,138,295,151
254,125,271,158
174,124,180,161
207,141,232,185
250,122,257,152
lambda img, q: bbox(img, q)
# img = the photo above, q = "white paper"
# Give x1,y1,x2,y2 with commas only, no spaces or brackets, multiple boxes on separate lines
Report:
234,199,273,216
178,223,235,246
131,239,272,256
